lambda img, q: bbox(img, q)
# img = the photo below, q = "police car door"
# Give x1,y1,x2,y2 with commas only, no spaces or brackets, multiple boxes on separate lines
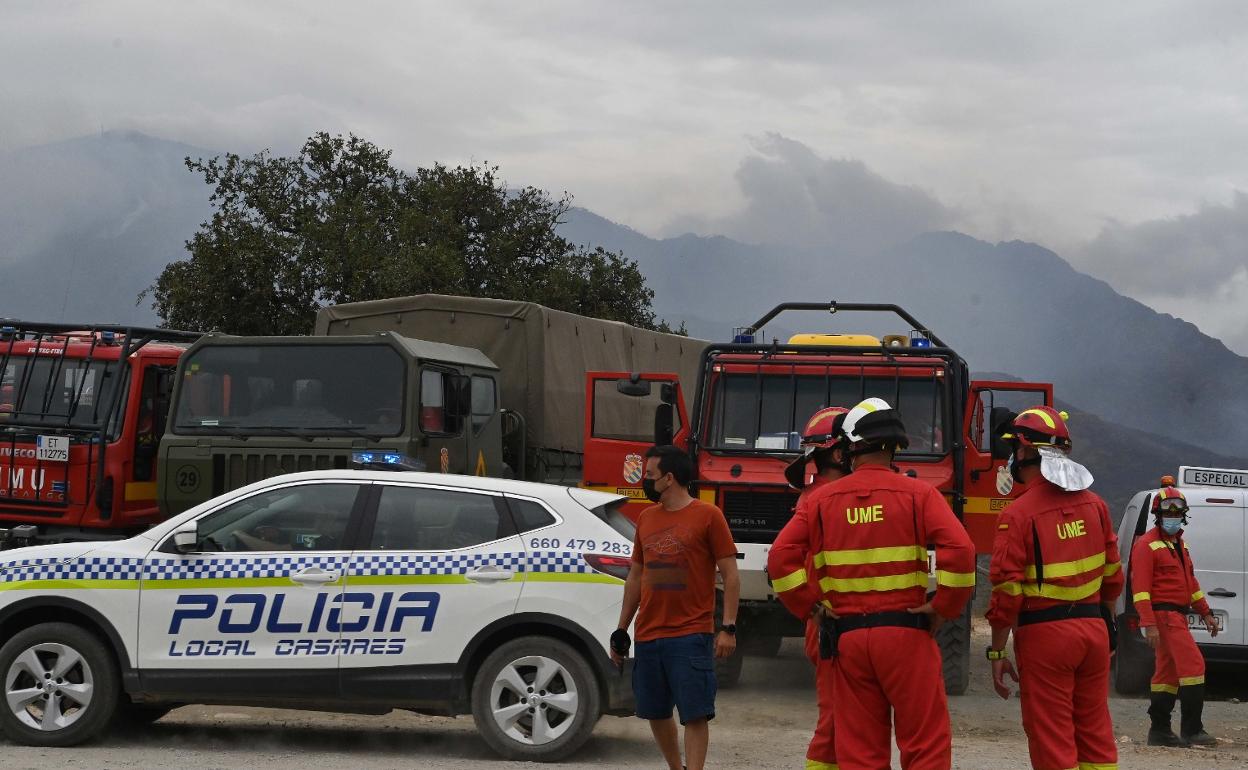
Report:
137,481,365,695
338,482,525,702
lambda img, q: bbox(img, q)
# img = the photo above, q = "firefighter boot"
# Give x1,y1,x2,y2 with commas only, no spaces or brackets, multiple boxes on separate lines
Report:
1179,684,1216,747
1147,691,1187,747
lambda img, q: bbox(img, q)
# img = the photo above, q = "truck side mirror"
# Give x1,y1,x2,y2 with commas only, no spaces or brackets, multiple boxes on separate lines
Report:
172,524,199,554
989,406,1015,460
448,375,471,418
616,375,652,398
654,403,674,446
659,383,676,405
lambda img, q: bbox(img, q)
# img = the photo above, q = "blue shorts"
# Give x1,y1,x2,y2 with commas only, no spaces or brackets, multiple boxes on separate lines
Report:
632,632,717,724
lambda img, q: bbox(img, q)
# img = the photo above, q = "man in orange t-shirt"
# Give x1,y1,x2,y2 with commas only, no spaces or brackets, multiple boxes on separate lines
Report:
611,445,740,770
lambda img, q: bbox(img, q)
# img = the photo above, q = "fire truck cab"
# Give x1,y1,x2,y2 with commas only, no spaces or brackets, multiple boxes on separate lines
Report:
584,302,1053,691
0,321,199,546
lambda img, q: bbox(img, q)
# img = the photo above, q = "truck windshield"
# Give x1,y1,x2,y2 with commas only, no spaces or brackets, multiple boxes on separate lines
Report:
172,344,406,437
706,370,948,455
0,357,125,433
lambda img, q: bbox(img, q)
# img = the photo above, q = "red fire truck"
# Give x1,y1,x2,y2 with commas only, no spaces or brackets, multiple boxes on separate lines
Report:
0,321,199,546
583,303,1053,691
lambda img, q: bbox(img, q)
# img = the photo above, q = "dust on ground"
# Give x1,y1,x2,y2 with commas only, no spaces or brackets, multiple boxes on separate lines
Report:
1,620,1245,768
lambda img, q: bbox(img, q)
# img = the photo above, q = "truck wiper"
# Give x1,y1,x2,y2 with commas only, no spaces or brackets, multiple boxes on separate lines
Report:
301,425,385,441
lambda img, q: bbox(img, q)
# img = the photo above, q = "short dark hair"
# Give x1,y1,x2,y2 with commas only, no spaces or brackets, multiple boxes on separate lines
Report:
645,445,694,487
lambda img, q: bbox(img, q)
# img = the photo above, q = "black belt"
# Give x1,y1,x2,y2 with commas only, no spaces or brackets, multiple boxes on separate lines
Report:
1017,603,1101,626
833,611,931,634
1152,602,1190,613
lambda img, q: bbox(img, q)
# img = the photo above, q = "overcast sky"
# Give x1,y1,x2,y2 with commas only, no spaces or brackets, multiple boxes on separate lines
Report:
3,1,1247,350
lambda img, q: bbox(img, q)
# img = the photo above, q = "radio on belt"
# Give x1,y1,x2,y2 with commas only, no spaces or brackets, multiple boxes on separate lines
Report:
1178,465,1248,489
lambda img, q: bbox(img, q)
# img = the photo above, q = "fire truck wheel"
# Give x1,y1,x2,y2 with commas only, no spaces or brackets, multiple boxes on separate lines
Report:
0,622,120,747
471,636,601,762
936,602,971,696
714,652,744,689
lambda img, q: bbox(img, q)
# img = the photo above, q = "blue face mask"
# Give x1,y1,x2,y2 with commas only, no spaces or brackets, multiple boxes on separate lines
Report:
1160,518,1183,535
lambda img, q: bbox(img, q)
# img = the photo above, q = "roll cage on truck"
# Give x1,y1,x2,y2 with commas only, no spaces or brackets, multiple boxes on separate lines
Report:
0,321,200,547
583,303,1054,693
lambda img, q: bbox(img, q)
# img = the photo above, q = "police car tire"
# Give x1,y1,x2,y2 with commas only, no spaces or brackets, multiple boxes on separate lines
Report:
0,622,120,747
470,636,600,762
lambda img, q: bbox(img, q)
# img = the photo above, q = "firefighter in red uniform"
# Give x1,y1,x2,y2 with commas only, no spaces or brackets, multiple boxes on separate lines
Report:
985,406,1122,770
809,398,975,770
768,406,851,770
1131,484,1219,747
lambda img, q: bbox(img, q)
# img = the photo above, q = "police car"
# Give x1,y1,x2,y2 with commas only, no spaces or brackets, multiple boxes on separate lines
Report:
1112,466,1248,694
0,471,636,761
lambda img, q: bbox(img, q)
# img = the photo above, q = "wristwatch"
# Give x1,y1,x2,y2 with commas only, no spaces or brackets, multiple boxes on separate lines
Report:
985,647,1009,661
718,623,737,636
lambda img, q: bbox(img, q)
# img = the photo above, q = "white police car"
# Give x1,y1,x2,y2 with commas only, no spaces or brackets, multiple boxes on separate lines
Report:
0,471,635,761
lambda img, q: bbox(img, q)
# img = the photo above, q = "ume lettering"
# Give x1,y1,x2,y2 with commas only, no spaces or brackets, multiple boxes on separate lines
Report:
846,505,884,524
1056,520,1087,540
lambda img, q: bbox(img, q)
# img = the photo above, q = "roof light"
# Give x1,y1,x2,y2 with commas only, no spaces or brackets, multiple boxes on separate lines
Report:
100,330,117,345
352,451,426,471
732,327,755,344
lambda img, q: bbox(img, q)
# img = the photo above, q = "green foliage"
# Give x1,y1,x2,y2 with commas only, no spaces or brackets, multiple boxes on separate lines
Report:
142,132,675,335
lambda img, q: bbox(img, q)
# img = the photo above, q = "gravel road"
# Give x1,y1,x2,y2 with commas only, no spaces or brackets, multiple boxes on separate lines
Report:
1,621,1244,769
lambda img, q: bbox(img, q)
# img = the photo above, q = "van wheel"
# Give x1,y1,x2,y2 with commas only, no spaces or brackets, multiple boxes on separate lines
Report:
0,622,119,747
471,636,601,762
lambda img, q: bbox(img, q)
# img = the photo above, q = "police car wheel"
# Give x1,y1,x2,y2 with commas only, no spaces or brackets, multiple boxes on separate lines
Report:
470,636,601,762
0,623,119,747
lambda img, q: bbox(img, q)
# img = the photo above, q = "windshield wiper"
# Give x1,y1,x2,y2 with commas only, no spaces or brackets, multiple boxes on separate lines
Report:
301,425,385,441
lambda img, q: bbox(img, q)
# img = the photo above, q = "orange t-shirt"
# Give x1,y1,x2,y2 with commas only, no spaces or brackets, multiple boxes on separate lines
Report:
631,499,738,642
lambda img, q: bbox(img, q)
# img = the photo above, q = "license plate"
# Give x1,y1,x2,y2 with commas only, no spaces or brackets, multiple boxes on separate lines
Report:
36,435,69,463
1188,612,1226,631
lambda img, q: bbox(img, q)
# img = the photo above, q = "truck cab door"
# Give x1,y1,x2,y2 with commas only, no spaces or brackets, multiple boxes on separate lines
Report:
582,372,687,519
962,380,1054,551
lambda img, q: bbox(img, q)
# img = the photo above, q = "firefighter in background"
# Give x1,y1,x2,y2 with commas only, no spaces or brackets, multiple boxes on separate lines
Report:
768,406,851,770
810,398,975,770
985,407,1122,770
1131,484,1219,747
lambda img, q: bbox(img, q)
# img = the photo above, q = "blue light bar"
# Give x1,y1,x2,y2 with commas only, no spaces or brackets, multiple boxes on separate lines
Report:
100,330,116,344
352,451,427,471
910,338,932,348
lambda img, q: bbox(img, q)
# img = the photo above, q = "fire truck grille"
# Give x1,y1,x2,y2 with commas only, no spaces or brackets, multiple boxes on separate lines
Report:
720,490,800,543
215,452,351,494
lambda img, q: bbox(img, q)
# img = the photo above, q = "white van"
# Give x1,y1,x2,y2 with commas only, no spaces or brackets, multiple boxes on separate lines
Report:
1112,466,1248,694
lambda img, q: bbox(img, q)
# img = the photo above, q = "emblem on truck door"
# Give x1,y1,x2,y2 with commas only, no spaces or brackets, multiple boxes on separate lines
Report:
995,464,1014,496
623,454,644,484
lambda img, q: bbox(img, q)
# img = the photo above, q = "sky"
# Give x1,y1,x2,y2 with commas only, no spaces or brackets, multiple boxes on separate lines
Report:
2,1,1247,350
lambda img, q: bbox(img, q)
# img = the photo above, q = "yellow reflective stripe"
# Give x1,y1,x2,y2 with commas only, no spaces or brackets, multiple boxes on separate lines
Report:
818,571,927,593
806,761,840,770
936,570,976,588
1103,561,1121,576
1191,590,1204,602
1024,552,1105,580
1149,540,1169,551
1018,408,1056,429
1179,675,1205,687
1021,577,1102,601
1133,591,1151,603
772,568,809,594
993,581,1022,596
813,545,926,568
1151,683,1178,695
1078,763,1118,770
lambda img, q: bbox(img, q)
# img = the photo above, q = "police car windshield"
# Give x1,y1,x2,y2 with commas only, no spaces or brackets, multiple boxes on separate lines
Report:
0,357,124,434
173,344,405,437
706,372,947,455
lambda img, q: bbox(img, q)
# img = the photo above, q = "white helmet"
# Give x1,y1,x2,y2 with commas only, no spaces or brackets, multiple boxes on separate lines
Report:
841,397,910,450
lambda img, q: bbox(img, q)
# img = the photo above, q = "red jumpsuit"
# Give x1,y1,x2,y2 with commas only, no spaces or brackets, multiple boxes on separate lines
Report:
1130,527,1210,735
768,476,838,770
809,465,975,770
986,480,1123,770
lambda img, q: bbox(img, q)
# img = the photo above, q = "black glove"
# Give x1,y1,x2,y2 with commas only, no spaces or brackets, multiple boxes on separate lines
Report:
610,628,631,658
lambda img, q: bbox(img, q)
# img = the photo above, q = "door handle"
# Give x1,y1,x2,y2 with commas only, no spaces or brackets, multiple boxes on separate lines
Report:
290,567,340,585
1208,588,1238,598
467,568,514,583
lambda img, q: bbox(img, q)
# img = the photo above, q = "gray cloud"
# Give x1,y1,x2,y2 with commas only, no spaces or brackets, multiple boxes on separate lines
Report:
668,133,954,255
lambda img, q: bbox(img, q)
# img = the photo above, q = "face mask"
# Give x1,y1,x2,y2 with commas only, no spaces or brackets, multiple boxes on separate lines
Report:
1160,517,1183,535
642,476,665,503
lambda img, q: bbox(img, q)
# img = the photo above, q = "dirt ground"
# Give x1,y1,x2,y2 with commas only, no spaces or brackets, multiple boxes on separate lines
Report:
1,620,1245,769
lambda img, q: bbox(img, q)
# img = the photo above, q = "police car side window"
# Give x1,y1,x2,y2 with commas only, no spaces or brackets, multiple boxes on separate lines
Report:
196,484,358,552
507,498,557,533
370,486,509,551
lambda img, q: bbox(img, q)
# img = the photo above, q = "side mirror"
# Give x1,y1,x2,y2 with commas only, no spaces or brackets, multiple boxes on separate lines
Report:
654,403,674,446
659,383,676,405
616,375,652,398
172,524,199,554
447,374,471,418
989,406,1015,460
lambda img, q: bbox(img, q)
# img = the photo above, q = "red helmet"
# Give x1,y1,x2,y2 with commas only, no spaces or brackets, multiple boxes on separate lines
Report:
1152,485,1188,514
1001,406,1072,450
785,407,849,489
